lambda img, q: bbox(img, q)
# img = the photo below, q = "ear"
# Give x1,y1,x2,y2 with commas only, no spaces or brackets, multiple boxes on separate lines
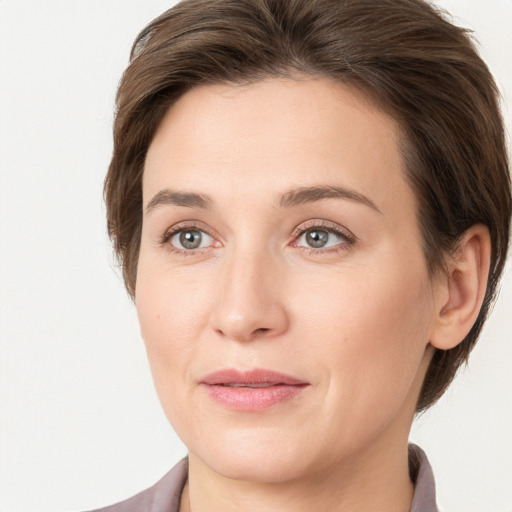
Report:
430,224,491,350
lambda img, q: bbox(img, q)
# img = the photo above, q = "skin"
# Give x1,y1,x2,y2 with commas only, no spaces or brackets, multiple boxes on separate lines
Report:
136,77,490,512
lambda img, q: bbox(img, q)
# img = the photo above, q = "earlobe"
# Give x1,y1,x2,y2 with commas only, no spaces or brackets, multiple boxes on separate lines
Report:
430,224,491,350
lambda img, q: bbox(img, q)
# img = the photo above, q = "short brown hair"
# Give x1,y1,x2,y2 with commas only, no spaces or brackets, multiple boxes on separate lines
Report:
105,0,511,411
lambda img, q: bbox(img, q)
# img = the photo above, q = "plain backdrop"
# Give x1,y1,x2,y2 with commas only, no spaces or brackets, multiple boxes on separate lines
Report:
0,1,511,511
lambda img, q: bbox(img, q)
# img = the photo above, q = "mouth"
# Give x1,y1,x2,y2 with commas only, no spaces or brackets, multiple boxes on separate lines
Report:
200,368,309,411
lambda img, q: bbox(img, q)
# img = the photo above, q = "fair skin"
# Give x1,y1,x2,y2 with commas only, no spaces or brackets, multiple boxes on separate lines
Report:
136,77,490,512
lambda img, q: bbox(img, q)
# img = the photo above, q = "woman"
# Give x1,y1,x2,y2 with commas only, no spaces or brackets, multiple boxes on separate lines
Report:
95,0,510,510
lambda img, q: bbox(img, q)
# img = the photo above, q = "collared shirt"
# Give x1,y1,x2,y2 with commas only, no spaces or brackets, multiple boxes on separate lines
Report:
89,444,438,512
409,444,439,512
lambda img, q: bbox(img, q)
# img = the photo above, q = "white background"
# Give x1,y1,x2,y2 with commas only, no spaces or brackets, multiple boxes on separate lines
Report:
0,1,510,511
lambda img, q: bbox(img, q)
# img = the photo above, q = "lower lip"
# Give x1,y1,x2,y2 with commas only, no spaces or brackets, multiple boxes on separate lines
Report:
202,384,308,411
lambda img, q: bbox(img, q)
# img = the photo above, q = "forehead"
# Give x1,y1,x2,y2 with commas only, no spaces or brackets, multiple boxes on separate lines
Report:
143,77,413,217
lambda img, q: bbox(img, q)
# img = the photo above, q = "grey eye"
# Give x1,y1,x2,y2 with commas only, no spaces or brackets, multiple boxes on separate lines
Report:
305,229,330,248
170,229,213,250
296,228,346,250
180,230,202,249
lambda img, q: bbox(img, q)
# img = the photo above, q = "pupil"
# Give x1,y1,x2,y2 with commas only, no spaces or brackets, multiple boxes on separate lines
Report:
180,230,202,249
306,230,328,248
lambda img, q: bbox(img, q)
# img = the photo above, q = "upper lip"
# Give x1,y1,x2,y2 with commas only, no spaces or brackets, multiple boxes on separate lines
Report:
201,368,309,386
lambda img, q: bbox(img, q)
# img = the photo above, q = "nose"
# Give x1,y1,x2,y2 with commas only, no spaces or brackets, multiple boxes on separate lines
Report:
210,248,289,342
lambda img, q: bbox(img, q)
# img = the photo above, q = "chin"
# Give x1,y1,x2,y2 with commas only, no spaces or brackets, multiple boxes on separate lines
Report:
187,427,317,483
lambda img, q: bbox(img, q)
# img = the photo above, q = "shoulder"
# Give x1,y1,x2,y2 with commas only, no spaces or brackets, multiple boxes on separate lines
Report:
85,458,188,512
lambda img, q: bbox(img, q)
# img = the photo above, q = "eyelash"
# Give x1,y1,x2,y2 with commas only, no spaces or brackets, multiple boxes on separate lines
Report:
158,221,217,256
290,220,356,255
158,220,356,256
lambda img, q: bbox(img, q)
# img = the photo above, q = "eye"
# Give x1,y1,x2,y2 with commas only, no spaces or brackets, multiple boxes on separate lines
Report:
297,229,343,249
169,229,214,251
292,221,356,253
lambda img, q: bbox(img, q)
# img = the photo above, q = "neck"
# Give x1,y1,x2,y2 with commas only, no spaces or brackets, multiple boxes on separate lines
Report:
180,434,414,512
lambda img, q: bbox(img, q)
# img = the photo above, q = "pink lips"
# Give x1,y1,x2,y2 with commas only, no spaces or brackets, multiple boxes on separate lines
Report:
201,369,309,411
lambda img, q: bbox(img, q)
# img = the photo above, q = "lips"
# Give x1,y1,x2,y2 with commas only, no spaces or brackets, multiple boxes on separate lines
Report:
201,369,309,411
202,368,307,386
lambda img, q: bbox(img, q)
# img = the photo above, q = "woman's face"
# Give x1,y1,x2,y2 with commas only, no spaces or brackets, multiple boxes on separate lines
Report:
137,77,440,482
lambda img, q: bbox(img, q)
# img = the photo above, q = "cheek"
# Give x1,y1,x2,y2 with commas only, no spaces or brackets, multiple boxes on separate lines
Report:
135,263,214,391
296,263,434,410
135,265,219,435
298,261,432,344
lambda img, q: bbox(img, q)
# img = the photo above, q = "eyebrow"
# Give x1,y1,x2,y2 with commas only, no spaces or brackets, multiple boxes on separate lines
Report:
145,184,381,214
280,185,381,213
146,189,213,213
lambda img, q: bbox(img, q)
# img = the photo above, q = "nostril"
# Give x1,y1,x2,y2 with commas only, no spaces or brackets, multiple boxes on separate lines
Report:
211,297,289,342
247,327,273,340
